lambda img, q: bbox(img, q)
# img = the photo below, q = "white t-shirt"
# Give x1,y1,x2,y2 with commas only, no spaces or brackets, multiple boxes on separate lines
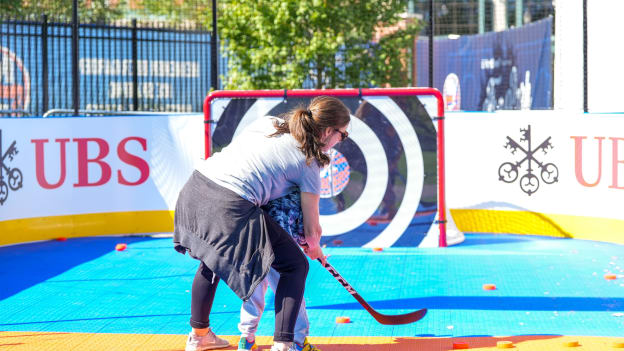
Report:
196,116,321,206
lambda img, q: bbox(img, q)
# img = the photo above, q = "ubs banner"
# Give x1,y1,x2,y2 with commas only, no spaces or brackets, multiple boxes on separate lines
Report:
445,111,624,244
417,17,552,112
0,114,204,245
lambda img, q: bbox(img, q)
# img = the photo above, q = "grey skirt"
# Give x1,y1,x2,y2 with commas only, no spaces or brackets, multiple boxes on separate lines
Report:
173,170,275,301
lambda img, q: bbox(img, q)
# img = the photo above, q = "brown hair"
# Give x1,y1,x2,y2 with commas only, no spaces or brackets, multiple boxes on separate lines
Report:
269,96,351,167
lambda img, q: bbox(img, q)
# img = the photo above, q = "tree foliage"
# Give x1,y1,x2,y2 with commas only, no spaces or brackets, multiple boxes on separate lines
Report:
219,0,421,89
1,0,126,22
137,0,212,28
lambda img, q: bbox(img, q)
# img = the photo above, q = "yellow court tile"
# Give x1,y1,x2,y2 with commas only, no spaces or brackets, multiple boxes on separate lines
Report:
1,332,624,351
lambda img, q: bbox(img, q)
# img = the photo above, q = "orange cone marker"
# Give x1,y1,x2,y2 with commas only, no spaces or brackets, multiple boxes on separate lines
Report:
335,316,351,323
496,341,514,348
563,340,580,347
483,284,497,290
452,342,470,349
115,243,127,251
372,247,383,252
605,274,617,280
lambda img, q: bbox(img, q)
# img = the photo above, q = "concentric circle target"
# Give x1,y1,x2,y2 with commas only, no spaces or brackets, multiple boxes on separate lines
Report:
359,96,425,247
210,95,438,247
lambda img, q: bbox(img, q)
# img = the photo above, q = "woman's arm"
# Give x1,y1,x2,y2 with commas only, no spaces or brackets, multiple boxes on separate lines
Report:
301,191,326,264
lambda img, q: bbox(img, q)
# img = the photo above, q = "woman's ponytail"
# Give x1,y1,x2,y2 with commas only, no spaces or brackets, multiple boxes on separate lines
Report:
269,96,351,167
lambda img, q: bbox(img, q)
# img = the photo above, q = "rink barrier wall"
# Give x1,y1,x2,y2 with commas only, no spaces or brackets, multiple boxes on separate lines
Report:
446,110,624,245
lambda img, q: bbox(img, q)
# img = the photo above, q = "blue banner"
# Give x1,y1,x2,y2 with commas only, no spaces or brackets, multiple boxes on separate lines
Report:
416,17,552,111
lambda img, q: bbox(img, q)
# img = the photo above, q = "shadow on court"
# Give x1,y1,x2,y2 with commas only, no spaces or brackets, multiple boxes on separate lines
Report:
307,295,624,312
0,236,154,301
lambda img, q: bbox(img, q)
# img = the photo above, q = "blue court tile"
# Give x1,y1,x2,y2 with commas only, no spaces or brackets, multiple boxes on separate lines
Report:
1,234,623,338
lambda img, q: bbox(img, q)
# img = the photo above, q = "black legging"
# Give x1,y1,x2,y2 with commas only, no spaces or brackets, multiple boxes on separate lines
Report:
190,210,309,342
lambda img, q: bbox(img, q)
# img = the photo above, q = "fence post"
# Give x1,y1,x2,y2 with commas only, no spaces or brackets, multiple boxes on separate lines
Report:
428,0,434,88
71,2,80,116
131,18,138,111
583,0,588,113
211,0,218,91
41,15,49,114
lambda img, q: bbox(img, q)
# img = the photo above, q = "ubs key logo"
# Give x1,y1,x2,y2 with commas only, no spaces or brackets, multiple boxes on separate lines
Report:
498,125,558,195
0,130,23,205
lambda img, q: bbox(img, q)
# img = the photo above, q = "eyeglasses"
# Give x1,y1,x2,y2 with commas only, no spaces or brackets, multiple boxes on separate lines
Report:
334,128,348,142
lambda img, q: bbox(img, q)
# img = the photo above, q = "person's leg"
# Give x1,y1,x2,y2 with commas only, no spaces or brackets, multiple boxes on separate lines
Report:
186,262,229,350
293,302,310,347
238,271,270,341
264,212,309,346
266,271,309,346
264,190,318,350
190,262,220,330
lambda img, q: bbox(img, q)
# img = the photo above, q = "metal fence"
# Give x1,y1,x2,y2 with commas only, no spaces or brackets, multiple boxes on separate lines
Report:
411,0,554,36
0,16,226,117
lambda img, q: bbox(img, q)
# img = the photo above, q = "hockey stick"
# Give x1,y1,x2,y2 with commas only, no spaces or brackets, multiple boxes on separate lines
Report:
317,259,427,325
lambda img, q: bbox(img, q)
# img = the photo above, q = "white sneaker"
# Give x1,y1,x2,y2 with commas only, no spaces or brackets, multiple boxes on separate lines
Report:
270,343,297,351
185,329,230,351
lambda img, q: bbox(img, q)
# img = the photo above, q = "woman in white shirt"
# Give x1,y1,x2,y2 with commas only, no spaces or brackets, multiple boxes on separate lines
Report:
173,96,351,351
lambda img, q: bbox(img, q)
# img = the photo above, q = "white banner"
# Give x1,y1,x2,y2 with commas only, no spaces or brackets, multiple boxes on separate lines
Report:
588,0,624,113
0,114,203,222
446,110,624,242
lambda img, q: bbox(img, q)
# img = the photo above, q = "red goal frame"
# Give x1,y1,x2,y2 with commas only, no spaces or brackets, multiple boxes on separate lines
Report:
203,88,448,247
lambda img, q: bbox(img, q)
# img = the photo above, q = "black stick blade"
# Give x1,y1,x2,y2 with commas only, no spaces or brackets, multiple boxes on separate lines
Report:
319,259,428,325
373,308,427,325
353,293,427,325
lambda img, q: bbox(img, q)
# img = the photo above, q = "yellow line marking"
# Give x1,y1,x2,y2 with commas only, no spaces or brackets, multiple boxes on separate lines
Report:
1,332,623,351
0,210,174,246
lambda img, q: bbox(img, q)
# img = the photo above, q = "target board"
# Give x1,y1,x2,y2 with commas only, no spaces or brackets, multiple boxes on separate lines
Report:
204,89,446,247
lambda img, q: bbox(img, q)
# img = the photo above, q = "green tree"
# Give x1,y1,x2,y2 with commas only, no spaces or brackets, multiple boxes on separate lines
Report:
1,0,126,22
219,0,421,89
137,0,211,27
0,0,22,15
